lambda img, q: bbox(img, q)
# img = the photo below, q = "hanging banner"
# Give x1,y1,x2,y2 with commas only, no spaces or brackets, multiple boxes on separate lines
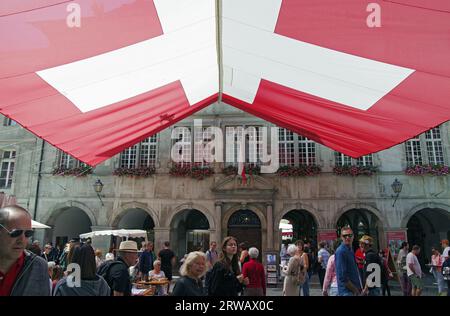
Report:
317,230,337,251
386,231,407,258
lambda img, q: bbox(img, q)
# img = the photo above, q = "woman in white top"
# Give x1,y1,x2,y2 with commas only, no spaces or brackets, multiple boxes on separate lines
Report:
149,260,167,295
283,245,303,296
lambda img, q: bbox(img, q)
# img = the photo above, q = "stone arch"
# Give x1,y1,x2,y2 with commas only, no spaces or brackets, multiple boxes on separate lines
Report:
273,204,323,250
222,204,267,234
334,203,385,250
275,203,325,230
42,201,97,227
165,202,215,230
222,204,267,257
401,202,450,228
110,201,160,228
333,203,386,228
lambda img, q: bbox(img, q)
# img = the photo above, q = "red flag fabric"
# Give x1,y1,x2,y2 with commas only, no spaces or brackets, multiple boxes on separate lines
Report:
241,164,247,185
1,0,449,165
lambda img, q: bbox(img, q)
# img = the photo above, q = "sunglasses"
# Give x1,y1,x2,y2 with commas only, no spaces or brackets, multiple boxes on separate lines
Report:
0,223,34,238
342,234,353,239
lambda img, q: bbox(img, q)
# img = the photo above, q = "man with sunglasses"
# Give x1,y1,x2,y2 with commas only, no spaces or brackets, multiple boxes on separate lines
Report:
335,227,363,296
0,205,50,296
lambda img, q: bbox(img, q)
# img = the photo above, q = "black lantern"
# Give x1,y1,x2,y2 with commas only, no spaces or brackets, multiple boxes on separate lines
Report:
93,179,104,206
391,178,403,207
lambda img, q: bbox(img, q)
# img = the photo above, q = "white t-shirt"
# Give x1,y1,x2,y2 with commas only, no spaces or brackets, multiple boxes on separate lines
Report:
406,252,422,277
443,246,450,259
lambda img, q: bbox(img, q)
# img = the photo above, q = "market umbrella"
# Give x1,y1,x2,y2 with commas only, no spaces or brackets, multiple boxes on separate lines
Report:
32,220,51,229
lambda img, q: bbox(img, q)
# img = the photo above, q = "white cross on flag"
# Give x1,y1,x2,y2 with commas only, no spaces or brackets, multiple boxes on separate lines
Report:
1,0,449,165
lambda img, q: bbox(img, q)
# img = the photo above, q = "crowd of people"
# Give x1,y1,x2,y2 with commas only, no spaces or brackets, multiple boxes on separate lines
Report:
280,226,450,296
1,204,449,296
0,205,267,296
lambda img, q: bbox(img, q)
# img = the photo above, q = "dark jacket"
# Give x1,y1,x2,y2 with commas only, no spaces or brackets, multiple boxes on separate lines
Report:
98,257,131,296
172,276,205,296
53,275,110,296
208,261,242,296
139,250,156,275
10,250,51,296
364,248,382,288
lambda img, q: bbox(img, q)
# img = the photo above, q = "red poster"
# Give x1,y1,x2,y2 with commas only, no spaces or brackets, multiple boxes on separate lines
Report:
386,231,407,257
317,230,337,250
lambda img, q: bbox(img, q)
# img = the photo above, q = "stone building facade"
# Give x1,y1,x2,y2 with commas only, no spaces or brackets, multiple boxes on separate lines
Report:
1,103,449,266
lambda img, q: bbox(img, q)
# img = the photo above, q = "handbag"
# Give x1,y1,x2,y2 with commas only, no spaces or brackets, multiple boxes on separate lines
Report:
296,255,306,286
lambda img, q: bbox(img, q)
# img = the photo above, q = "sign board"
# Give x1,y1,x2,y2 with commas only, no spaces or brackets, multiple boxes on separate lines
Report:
317,230,337,251
386,231,407,258
265,252,278,286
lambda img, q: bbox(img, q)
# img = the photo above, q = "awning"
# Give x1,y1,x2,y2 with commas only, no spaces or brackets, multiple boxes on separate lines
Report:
32,220,51,229
80,229,148,239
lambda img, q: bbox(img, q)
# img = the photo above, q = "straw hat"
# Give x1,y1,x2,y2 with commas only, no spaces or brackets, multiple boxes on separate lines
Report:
117,240,139,253
359,235,373,245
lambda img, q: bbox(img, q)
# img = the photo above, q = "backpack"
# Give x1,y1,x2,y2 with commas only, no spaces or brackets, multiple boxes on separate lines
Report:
97,260,126,291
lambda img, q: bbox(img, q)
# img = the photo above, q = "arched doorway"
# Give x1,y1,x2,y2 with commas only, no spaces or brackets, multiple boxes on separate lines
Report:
227,209,262,257
336,209,381,251
280,209,318,247
48,207,93,248
117,208,155,248
170,209,210,261
407,208,450,268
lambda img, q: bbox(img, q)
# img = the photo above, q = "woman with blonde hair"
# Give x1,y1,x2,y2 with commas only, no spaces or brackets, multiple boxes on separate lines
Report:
172,252,207,296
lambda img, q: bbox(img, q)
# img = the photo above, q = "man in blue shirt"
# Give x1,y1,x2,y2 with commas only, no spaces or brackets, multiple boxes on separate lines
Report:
335,227,362,296
138,241,156,280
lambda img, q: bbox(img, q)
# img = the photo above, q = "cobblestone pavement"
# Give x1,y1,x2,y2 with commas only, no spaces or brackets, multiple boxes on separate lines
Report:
169,274,447,296
266,274,446,296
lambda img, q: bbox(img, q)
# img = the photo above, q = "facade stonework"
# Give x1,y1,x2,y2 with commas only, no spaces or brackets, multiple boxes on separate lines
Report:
1,103,449,263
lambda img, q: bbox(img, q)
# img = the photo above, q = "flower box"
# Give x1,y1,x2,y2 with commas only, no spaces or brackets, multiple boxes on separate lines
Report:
222,164,261,175
405,164,449,176
113,167,155,177
276,165,321,177
333,165,378,176
52,165,93,176
170,163,214,180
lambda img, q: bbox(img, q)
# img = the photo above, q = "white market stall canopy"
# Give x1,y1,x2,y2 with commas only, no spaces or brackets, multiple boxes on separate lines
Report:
32,220,51,229
80,229,148,240
1,0,450,165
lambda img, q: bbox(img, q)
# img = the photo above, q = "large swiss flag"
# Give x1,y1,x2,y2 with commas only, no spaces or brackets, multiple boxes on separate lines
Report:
1,0,450,165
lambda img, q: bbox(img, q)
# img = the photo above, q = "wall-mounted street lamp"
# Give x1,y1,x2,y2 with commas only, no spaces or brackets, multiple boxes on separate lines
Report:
93,179,105,206
391,178,403,207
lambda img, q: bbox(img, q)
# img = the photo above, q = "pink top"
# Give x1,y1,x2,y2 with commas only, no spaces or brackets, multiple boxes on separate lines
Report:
323,254,337,292
431,254,443,267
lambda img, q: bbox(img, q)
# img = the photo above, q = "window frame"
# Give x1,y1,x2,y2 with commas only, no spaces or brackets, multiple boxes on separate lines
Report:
0,150,16,189
404,126,447,166
119,135,159,169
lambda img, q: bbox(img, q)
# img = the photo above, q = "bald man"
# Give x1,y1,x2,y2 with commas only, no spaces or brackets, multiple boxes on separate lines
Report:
0,205,50,296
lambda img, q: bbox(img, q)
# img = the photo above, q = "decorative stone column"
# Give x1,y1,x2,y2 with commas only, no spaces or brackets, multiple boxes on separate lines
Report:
208,229,217,246
266,203,274,251
214,202,223,241
153,227,171,252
